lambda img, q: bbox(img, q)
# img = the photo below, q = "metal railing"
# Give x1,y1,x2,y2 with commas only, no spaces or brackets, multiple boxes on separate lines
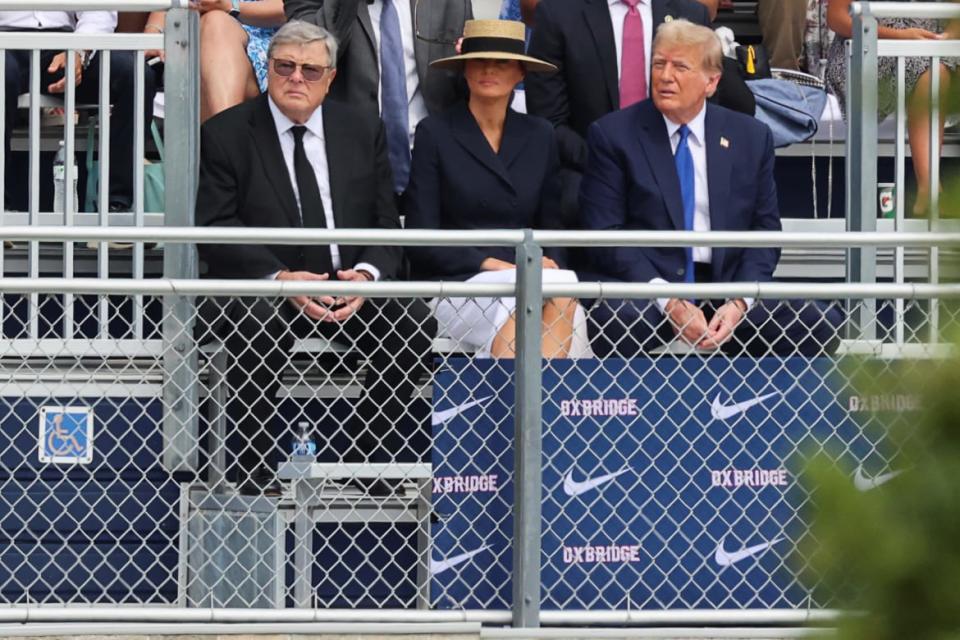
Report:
848,1,960,345
0,226,957,627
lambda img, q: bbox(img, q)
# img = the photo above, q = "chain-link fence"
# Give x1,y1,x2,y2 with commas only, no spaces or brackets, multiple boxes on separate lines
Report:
1,229,957,625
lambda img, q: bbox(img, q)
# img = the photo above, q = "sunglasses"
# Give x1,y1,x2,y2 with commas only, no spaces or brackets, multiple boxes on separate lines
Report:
271,58,332,82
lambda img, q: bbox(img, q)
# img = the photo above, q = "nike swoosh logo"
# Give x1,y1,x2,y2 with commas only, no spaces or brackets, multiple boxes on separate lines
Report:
714,536,784,567
853,465,905,492
429,546,489,575
431,396,493,427
563,468,630,497
711,392,779,421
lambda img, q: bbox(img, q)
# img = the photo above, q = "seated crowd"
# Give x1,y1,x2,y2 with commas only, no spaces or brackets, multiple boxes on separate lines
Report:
192,16,844,496
2,2,875,497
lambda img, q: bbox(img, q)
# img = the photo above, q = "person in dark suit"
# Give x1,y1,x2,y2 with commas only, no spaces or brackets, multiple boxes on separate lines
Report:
406,20,586,359
284,0,471,200
196,20,435,496
524,0,754,229
580,19,842,357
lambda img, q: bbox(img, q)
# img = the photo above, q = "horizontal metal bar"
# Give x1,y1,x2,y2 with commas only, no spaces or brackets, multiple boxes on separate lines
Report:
2,278,959,300
0,608,840,626
483,628,824,639
877,39,960,57
542,282,960,300
0,33,162,51
0,609,511,624
532,230,960,248
540,609,841,626
852,1,960,19
0,277,515,297
0,622,483,636
0,0,186,9
1,226,525,246
4,226,960,248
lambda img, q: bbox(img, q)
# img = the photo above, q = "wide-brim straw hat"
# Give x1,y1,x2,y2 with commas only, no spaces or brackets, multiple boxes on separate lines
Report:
430,19,557,73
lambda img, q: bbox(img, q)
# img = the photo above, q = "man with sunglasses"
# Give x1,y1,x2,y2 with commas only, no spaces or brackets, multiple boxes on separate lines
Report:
196,20,436,497
284,0,471,205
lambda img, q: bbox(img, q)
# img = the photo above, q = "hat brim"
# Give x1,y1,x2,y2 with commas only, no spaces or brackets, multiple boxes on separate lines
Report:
430,51,557,73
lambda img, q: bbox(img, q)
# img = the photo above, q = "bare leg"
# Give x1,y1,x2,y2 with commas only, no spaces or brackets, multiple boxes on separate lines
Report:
199,11,261,122
541,297,576,358
908,63,951,215
490,314,517,358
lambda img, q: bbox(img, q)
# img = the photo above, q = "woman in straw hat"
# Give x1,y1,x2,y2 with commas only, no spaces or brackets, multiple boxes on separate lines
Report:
405,19,589,359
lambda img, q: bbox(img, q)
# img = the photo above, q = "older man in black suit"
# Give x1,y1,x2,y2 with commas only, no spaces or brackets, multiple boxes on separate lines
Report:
196,20,435,497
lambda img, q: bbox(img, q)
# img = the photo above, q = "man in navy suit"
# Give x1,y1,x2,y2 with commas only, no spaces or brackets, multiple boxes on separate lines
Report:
524,0,754,229
580,19,842,357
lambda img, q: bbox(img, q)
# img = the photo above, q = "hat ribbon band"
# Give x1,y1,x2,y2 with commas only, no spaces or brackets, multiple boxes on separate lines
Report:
460,36,526,56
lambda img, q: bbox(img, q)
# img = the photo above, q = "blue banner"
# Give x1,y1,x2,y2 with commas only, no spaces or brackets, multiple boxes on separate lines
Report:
431,357,899,610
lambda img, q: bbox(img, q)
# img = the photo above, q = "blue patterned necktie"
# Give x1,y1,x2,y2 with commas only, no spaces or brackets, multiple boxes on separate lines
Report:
674,124,695,284
379,0,411,193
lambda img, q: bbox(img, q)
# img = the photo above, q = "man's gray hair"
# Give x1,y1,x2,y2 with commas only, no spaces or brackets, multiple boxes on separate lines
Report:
267,20,339,68
653,18,723,74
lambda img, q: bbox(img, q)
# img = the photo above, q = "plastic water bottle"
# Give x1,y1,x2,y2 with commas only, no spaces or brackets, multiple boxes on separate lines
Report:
52,140,78,213
291,420,317,462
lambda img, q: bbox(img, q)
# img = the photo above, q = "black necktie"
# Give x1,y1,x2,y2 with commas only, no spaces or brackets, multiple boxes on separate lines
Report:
291,125,334,275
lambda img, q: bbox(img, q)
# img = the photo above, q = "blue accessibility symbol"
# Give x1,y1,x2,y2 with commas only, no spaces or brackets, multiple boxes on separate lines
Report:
39,406,94,464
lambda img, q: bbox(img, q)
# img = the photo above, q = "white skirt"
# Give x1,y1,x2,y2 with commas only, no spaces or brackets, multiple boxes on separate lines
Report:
432,268,593,358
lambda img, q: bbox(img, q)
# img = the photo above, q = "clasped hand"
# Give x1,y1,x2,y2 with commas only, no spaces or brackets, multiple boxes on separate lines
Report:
665,298,745,350
277,269,370,323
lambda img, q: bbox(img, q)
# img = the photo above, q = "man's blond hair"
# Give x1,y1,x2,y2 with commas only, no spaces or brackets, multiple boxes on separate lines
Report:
652,19,723,74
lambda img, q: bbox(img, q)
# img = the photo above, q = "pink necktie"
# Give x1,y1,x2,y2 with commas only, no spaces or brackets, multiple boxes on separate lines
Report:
619,0,647,108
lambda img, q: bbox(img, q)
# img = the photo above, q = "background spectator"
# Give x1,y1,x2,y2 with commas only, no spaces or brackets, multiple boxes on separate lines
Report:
285,0,471,205
826,0,957,216
758,0,807,71
1,10,157,212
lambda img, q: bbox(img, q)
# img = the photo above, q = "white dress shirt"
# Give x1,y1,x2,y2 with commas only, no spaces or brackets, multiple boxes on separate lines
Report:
367,0,429,150
654,104,753,312
268,97,380,281
0,11,117,34
607,0,652,89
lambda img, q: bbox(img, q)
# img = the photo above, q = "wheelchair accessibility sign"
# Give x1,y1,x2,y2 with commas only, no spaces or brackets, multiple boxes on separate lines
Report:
38,406,94,464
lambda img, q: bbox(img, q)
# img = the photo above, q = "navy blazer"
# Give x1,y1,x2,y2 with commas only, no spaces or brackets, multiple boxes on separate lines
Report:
579,99,781,285
405,101,566,281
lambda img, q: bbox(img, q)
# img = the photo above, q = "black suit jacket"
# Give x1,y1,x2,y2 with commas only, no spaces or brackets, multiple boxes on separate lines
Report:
404,102,566,281
196,94,401,280
285,0,471,118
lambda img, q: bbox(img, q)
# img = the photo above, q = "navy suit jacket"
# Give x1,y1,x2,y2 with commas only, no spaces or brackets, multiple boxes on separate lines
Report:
405,101,565,281
579,99,780,285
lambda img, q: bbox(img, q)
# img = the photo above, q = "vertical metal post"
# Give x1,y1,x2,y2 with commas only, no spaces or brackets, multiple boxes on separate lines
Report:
929,55,941,343
162,7,201,473
512,229,542,628
894,56,906,346
847,3,878,340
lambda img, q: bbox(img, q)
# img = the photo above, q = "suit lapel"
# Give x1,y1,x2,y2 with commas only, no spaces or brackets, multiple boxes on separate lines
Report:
322,105,350,229
250,96,301,228
704,103,731,277
410,0,428,87
449,103,515,190
358,1,377,71
636,102,684,231
497,108,531,175
583,0,619,110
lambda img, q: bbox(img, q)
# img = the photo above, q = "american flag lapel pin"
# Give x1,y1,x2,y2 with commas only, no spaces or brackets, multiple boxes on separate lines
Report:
720,136,730,148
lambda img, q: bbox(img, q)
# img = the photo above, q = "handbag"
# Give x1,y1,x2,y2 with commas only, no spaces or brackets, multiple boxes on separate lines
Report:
735,44,772,80
84,118,164,213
